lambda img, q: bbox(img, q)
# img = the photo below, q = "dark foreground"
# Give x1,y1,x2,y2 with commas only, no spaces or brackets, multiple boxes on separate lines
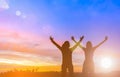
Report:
0,71,120,77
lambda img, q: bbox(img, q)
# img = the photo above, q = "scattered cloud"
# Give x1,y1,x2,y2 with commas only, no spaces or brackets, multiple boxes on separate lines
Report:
16,10,22,16
15,10,27,19
0,0,9,10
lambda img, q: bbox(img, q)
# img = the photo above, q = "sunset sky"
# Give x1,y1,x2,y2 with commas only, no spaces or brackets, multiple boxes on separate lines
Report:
0,0,120,72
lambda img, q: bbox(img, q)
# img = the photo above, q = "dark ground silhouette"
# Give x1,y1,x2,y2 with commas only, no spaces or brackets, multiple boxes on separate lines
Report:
0,71,120,77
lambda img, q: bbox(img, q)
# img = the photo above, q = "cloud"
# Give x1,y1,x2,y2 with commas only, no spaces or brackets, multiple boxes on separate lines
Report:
0,0,9,10
0,29,61,66
0,50,58,66
0,28,49,48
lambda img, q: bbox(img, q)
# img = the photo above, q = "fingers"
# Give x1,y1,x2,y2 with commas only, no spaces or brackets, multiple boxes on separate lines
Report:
81,36,84,39
50,36,53,40
71,36,84,41
71,36,75,40
105,36,108,40
80,36,84,41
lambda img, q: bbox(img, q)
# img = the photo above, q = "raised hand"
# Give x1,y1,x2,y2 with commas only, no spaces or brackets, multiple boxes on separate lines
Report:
105,36,108,41
80,36,84,41
71,36,84,51
71,36,84,42
71,36,75,41
50,36,61,50
94,36,108,49
50,36,54,41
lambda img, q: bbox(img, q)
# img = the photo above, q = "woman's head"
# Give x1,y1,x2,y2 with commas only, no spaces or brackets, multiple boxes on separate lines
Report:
86,41,92,48
62,41,70,48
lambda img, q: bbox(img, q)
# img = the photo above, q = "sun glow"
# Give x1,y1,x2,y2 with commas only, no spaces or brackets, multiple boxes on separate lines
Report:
100,57,113,69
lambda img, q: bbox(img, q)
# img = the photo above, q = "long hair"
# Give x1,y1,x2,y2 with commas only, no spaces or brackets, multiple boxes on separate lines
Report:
86,41,92,48
62,41,70,48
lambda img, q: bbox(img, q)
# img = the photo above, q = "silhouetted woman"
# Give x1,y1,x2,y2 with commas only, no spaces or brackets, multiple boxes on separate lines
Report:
71,36,108,74
50,36,84,77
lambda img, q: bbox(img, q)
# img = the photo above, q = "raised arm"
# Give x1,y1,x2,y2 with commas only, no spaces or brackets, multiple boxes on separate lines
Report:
70,36,84,51
50,36,61,50
94,36,108,49
71,36,84,49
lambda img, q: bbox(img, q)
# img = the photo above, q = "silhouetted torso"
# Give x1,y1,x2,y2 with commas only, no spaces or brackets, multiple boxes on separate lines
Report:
61,48,72,65
82,47,96,73
83,47,96,61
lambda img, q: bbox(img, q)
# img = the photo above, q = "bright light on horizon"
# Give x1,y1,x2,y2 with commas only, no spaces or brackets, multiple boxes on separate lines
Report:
100,57,113,69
